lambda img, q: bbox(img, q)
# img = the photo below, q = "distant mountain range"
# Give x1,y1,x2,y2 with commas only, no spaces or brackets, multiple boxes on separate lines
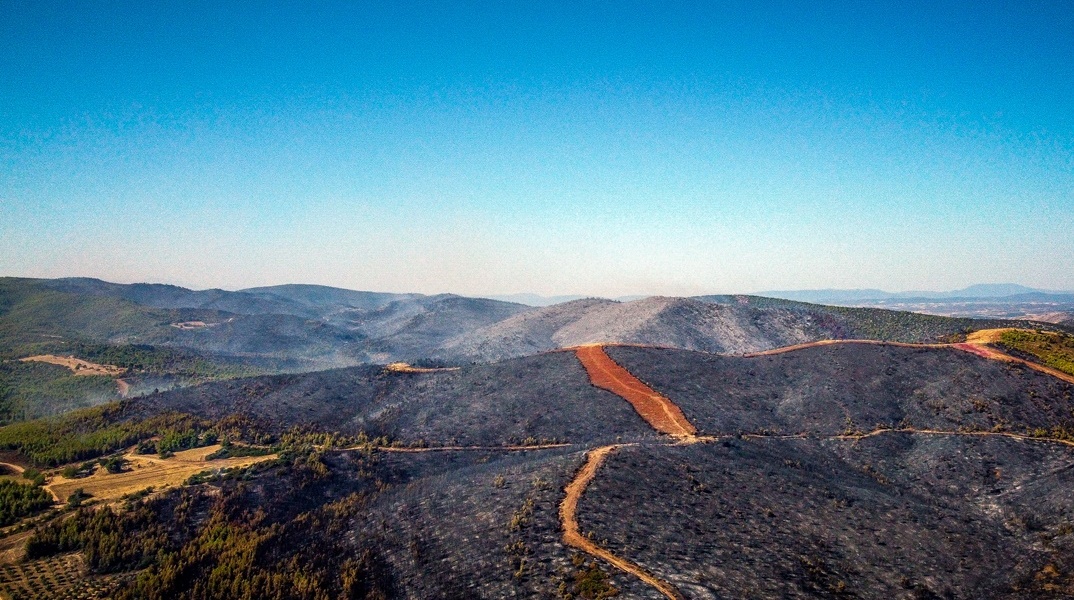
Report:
756,284,1074,324
761,284,1074,304
3,277,1060,373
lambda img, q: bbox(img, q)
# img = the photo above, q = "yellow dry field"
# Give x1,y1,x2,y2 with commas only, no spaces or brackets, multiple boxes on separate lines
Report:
18,355,126,377
965,328,1015,344
47,445,276,503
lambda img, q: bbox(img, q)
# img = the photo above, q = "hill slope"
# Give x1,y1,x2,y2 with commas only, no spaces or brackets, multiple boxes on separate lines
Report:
439,295,1033,361
3,277,1056,375
7,341,1074,598
0,278,531,369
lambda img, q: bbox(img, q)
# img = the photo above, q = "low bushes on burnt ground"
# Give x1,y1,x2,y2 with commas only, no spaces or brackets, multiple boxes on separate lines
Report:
22,442,627,599
608,344,1074,437
123,352,659,446
350,446,655,599
579,438,1074,599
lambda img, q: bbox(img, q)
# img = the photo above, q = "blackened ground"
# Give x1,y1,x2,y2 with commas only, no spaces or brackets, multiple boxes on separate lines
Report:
126,351,659,446
347,447,655,599
580,436,1074,599
607,344,1074,436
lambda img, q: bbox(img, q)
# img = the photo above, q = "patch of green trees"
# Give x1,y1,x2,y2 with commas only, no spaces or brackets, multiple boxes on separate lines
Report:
0,479,52,525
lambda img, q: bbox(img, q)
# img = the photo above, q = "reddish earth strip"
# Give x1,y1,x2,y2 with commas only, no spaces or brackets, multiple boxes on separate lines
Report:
561,330,1072,600
560,445,683,600
574,345,697,438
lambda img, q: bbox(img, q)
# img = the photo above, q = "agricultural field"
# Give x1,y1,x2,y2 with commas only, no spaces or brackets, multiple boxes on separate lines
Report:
45,444,277,504
0,551,129,600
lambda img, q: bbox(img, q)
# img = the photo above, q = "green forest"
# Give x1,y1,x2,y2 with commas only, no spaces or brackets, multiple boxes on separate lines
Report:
0,479,53,526
0,403,209,466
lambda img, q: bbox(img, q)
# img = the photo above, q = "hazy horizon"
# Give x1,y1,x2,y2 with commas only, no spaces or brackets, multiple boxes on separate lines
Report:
3,273,1071,302
3,2,1072,296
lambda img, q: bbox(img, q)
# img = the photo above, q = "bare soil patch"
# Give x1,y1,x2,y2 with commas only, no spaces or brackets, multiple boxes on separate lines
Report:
574,345,696,437
383,362,460,374
18,355,126,377
47,445,275,503
169,321,209,329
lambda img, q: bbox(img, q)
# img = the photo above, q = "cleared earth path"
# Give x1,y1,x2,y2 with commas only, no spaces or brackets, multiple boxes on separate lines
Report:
565,332,1074,599
366,443,571,453
838,427,1074,447
742,339,947,357
567,345,696,598
742,329,1074,386
560,445,684,600
575,344,697,438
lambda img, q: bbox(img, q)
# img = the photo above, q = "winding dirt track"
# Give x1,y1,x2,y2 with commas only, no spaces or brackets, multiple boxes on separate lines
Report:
742,330,1074,386
742,339,947,357
368,443,570,453
840,427,1074,447
561,330,1074,599
560,445,684,600
575,345,696,438
564,345,696,598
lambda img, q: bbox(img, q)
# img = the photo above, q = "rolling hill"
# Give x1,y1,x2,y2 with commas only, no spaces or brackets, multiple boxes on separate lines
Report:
438,295,1036,361
0,277,531,368
4,339,1074,598
0,276,1062,428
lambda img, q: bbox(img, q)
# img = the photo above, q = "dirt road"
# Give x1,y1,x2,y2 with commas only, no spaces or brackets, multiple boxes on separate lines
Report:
575,345,697,438
743,339,947,357
368,443,571,453
742,329,1074,386
560,445,683,600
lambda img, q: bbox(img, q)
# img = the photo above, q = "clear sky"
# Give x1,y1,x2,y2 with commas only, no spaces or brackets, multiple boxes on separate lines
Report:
2,1,1073,296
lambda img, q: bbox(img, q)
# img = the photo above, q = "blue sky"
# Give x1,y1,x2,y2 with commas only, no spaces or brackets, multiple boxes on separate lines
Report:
2,1,1072,295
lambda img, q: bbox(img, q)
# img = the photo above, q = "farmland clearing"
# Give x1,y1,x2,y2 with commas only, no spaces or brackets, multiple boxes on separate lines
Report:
46,444,276,503
18,355,125,377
